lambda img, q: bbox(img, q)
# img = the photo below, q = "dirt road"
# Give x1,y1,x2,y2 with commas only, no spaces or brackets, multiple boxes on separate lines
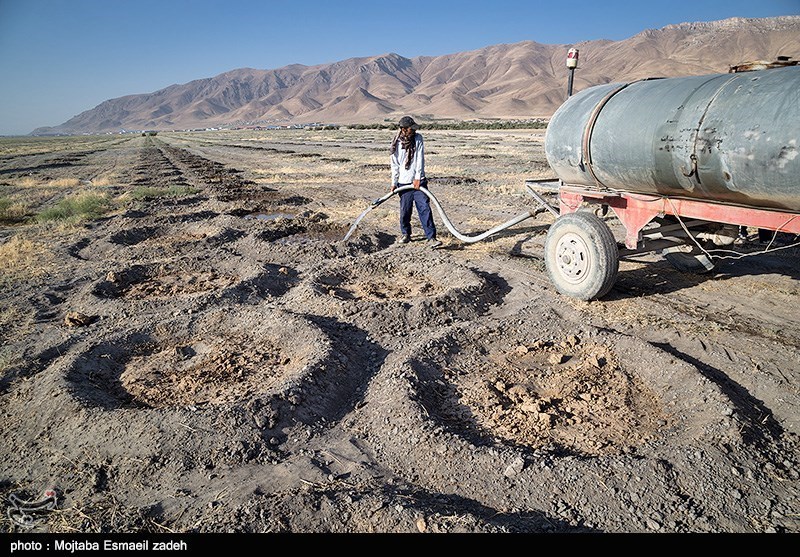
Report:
1,129,798,533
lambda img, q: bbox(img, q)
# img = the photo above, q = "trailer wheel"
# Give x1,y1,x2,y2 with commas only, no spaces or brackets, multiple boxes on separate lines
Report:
545,211,619,300
663,244,715,274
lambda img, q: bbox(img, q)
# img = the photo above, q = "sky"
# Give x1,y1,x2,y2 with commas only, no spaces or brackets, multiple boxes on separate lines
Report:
0,0,798,135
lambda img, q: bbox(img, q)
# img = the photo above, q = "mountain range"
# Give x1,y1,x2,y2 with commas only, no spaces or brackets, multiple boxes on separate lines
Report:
32,16,800,135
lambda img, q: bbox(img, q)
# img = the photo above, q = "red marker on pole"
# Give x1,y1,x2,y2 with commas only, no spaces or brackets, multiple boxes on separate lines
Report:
567,48,579,97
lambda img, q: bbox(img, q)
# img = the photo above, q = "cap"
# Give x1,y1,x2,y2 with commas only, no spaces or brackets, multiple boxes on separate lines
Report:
398,116,419,130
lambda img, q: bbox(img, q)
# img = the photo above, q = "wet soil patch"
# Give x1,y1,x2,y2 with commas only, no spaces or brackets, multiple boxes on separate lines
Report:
109,226,161,246
274,223,351,245
257,219,308,242
67,238,92,260
224,194,313,218
236,227,395,263
221,263,300,303
295,251,504,330
280,195,313,206
249,211,328,243
163,210,220,224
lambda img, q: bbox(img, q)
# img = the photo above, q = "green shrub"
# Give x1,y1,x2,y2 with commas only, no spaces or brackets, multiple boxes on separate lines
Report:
36,192,111,223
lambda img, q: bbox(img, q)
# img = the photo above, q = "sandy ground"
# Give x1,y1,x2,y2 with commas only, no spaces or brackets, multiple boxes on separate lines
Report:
0,129,798,534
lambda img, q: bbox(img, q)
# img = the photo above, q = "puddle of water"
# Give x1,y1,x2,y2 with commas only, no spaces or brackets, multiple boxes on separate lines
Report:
276,229,344,244
243,213,294,221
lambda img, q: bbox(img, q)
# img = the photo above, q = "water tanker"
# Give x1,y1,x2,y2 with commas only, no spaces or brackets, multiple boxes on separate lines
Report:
545,65,800,212
534,62,800,300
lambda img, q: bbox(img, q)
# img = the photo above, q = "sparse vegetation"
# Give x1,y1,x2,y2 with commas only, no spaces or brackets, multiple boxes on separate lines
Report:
48,177,81,188
90,174,119,187
0,234,53,285
0,197,29,223
18,175,39,188
35,191,111,224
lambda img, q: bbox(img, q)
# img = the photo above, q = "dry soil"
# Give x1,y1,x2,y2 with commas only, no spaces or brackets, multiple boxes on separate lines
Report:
0,129,798,534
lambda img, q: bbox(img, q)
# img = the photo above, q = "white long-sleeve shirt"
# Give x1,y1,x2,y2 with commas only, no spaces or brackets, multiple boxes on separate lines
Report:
390,133,425,187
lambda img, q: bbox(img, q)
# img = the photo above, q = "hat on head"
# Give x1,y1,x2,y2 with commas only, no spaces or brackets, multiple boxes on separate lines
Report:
398,116,419,130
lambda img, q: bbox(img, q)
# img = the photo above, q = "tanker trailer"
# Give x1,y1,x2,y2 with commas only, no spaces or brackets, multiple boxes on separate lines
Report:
539,63,800,301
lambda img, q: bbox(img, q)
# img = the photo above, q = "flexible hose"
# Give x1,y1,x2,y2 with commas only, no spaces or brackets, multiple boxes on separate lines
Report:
344,184,548,243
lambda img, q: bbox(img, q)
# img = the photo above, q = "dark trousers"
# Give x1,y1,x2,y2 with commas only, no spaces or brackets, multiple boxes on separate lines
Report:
398,186,437,239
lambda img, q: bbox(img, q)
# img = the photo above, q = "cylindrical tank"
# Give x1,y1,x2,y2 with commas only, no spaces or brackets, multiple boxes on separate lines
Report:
544,65,800,212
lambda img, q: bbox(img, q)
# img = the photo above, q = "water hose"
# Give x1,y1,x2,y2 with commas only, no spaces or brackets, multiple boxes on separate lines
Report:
343,184,555,243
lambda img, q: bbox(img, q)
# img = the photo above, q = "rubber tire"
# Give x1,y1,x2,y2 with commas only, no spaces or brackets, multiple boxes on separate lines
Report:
545,211,620,301
663,244,715,274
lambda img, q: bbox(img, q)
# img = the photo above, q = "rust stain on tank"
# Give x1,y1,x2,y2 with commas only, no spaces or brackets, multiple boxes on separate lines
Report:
729,57,798,73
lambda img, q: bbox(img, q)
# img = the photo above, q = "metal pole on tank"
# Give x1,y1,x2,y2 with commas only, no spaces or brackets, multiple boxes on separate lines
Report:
566,48,579,97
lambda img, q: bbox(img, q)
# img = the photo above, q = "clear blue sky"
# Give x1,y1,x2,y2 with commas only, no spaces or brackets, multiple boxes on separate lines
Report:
1,0,798,135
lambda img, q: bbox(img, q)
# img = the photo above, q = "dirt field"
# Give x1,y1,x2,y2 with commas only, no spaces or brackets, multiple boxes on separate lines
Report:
0,128,798,534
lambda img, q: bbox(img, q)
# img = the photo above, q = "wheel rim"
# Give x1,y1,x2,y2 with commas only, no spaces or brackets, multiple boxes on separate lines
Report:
554,232,590,284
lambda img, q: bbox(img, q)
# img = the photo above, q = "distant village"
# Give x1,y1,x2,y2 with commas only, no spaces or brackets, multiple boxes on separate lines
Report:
121,123,337,136
103,118,548,137
23,118,548,137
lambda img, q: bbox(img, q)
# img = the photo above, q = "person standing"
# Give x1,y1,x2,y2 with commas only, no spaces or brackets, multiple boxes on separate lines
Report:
390,116,441,248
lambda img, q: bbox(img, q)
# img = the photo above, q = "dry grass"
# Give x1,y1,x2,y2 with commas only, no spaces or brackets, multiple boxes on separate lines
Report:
6,189,54,215
18,176,39,188
48,177,81,188
90,174,119,187
12,176,82,189
0,135,123,158
0,234,54,286
0,197,29,222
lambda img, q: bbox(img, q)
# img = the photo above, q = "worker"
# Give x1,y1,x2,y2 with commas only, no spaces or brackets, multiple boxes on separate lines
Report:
390,116,442,249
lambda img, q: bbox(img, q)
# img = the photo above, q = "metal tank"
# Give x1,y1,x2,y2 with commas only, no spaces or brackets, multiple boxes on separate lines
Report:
544,65,800,212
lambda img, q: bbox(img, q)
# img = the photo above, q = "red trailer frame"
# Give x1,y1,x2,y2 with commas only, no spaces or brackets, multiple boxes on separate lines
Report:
526,179,800,301
558,185,800,249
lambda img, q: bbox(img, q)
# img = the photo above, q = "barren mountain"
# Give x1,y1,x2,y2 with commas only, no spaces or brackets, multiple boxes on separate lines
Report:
32,16,800,135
